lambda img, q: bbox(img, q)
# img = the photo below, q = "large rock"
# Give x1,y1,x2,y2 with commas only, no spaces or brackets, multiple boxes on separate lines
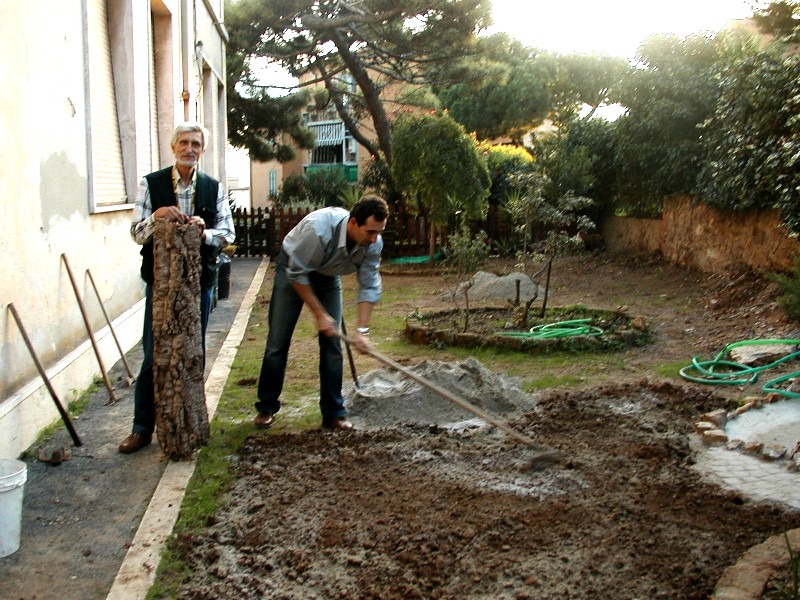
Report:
452,271,539,303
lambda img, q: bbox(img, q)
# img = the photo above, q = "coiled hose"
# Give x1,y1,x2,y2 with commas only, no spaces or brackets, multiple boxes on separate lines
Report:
495,318,604,340
679,338,800,398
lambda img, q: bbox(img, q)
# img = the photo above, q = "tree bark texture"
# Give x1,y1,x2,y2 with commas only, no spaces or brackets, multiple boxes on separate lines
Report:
151,221,209,460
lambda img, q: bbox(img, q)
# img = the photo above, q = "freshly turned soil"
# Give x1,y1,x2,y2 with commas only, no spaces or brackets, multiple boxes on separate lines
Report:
173,253,800,599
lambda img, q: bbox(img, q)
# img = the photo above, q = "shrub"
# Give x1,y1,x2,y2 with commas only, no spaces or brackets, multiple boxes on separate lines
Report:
769,258,800,321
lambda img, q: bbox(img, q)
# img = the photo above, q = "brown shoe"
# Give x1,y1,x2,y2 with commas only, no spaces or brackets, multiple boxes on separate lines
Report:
118,432,152,454
254,412,275,429
323,417,354,431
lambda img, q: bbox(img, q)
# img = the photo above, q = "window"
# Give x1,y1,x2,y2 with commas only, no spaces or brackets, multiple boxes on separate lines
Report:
269,170,277,197
86,0,127,212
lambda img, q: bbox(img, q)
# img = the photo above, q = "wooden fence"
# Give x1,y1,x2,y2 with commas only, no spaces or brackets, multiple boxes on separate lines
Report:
231,203,521,258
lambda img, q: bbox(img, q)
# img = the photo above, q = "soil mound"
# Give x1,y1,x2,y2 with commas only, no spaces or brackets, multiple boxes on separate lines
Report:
346,357,537,430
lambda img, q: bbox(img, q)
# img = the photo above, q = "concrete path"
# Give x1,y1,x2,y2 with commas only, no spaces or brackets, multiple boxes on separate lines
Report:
0,257,268,600
694,446,800,509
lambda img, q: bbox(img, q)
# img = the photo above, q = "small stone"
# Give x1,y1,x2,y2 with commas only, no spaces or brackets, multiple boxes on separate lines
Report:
695,421,716,434
732,402,754,417
703,429,728,445
761,445,787,461
699,409,727,428
742,441,764,454
726,439,744,451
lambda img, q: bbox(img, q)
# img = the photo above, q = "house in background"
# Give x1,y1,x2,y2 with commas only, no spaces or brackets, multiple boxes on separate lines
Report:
248,72,410,209
0,0,227,458
226,146,252,210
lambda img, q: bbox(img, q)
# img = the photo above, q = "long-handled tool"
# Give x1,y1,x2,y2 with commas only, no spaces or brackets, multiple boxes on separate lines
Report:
86,267,136,386
339,334,559,466
8,303,83,447
62,254,117,403
340,317,360,389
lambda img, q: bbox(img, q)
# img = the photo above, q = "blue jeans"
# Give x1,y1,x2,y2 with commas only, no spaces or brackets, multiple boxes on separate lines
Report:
132,284,214,435
256,251,345,422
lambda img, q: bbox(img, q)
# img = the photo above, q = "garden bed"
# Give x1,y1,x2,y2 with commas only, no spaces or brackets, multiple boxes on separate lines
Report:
404,305,652,353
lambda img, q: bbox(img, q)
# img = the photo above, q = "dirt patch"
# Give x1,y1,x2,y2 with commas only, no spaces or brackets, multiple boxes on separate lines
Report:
174,377,800,599
7,253,798,600
169,254,800,599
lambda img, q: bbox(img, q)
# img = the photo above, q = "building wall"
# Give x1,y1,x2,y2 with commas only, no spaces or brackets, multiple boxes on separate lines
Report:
0,0,227,458
250,138,304,209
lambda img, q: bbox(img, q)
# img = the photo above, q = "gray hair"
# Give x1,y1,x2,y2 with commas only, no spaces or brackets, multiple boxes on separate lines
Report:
171,121,210,150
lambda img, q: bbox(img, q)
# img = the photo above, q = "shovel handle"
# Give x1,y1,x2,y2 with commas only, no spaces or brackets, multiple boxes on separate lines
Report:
8,303,83,447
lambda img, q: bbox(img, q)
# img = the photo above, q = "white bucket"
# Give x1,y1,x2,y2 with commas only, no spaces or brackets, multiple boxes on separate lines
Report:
0,458,27,558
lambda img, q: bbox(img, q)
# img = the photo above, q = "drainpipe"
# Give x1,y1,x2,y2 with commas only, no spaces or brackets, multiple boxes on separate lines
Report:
180,0,190,120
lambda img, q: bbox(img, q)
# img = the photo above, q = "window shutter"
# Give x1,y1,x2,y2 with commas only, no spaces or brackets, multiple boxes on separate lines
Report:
87,0,126,208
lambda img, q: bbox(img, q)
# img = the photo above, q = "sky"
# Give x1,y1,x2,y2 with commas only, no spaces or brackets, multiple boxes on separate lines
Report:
487,0,756,59
259,0,758,92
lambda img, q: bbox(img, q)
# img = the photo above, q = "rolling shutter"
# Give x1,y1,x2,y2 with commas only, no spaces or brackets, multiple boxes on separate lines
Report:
87,0,127,208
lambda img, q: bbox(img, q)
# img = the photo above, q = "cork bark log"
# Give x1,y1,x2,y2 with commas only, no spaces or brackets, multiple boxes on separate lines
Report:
151,220,209,460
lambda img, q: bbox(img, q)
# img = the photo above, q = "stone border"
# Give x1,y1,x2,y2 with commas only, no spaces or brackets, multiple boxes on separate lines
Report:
713,527,800,599
404,307,649,354
696,393,800,472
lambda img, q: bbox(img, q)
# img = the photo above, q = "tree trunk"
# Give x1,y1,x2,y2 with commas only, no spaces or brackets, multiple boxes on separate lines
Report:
428,223,436,264
330,30,394,165
151,221,209,460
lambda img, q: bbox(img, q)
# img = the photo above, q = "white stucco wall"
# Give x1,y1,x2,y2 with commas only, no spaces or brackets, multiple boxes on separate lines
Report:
0,1,145,458
0,0,228,458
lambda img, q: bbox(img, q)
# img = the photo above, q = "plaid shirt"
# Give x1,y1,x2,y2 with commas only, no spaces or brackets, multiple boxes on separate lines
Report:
130,166,235,248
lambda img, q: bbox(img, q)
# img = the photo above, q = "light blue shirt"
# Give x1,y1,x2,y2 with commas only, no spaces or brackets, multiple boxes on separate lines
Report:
282,207,383,304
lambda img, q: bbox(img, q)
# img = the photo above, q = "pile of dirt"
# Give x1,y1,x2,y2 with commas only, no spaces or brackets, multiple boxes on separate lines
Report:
346,357,536,430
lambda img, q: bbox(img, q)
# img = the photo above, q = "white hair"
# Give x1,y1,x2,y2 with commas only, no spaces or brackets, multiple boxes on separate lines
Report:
171,121,210,150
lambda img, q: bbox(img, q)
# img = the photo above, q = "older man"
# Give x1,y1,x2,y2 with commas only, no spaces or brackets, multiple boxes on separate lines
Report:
119,121,235,454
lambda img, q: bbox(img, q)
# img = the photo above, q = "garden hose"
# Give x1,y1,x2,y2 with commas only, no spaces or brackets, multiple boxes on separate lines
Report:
679,338,800,397
495,318,604,340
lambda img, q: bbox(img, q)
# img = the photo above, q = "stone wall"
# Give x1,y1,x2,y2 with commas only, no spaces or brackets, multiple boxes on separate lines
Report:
601,195,800,273
600,214,662,256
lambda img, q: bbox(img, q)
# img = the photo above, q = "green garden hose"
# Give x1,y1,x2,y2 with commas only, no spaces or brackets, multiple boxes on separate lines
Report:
679,338,800,397
495,318,604,340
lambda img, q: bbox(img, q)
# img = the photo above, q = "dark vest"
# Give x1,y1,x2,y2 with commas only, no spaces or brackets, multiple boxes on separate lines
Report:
139,167,221,288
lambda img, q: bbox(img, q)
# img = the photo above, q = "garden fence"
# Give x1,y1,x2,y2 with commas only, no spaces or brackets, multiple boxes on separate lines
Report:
231,204,527,259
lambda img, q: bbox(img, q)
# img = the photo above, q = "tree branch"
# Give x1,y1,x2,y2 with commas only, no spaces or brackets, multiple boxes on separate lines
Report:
314,60,382,159
301,6,405,30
